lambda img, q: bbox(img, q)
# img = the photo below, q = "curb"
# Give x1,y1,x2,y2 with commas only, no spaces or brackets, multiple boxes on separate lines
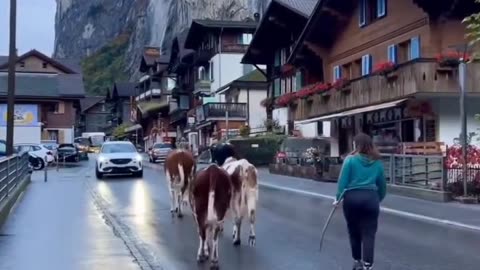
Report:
0,174,31,229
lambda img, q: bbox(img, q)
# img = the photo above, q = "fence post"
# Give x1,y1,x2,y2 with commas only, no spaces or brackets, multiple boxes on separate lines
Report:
6,158,10,197
44,156,48,182
441,157,447,192
390,155,394,184
425,157,429,187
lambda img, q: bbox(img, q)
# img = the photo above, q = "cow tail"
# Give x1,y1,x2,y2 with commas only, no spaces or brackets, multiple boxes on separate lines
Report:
177,163,185,188
207,167,217,224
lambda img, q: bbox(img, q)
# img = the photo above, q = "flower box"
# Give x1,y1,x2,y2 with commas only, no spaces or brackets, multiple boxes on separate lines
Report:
436,51,470,71
332,78,351,93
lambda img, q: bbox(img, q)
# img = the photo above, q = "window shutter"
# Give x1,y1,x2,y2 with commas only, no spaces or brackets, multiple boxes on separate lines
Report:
388,44,397,63
377,0,386,17
274,51,280,67
359,0,366,26
410,36,421,60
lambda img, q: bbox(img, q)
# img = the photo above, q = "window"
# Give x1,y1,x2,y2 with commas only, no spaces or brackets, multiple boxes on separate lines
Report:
388,44,398,63
333,65,342,81
54,101,65,114
101,103,106,112
361,54,372,76
317,121,324,136
42,62,48,69
239,33,253,45
32,146,42,151
209,61,214,81
410,36,421,60
274,50,281,67
359,0,387,27
295,70,304,91
19,61,25,68
398,40,411,62
198,66,207,80
273,79,281,97
342,63,353,79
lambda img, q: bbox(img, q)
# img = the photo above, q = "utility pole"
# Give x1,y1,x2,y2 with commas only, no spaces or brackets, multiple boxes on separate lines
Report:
6,0,17,155
459,59,468,197
225,110,229,140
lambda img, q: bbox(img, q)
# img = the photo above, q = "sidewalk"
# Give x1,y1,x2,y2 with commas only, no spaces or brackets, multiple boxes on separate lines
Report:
256,168,480,230
0,169,140,270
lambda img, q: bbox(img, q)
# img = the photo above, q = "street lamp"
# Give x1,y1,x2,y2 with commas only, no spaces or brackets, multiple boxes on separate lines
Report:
6,0,17,155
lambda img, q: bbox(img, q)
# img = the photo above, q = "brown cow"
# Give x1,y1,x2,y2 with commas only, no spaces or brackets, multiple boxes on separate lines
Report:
164,149,196,218
222,157,259,246
189,164,238,269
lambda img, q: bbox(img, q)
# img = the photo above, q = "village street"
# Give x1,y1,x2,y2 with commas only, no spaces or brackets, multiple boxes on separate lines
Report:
0,156,478,270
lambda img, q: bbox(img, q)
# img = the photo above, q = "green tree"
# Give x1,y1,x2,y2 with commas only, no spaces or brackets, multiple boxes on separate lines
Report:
112,123,131,139
464,1,480,54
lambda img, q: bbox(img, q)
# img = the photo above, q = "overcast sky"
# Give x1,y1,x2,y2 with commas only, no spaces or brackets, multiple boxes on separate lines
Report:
0,0,56,56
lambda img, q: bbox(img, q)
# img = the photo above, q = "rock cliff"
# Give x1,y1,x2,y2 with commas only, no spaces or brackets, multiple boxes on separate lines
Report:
54,0,269,84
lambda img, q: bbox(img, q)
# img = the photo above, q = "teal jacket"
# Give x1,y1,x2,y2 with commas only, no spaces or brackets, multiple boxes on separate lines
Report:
336,154,387,201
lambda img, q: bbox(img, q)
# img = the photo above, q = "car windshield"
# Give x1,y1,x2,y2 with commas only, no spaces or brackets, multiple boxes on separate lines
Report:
101,143,136,153
59,144,75,149
43,144,57,150
153,143,172,149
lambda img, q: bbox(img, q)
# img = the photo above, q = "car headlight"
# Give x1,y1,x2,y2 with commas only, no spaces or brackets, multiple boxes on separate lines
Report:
98,156,108,162
134,154,142,162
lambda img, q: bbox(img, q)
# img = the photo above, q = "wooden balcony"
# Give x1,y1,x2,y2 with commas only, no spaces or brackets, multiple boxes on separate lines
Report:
295,59,480,121
221,44,249,54
193,80,211,96
196,102,247,123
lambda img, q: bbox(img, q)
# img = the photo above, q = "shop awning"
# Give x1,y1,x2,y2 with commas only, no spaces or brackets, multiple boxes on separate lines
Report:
295,98,409,125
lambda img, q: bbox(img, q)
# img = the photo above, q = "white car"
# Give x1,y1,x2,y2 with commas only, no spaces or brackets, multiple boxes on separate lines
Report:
96,141,143,179
14,143,55,163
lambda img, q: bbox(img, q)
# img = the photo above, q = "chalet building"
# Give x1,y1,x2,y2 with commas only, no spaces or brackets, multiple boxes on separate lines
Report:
78,96,109,134
182,19,261,147
265,0,480,157
242,0,320,137
0,50,85,144
132,47,177,149
105,82,136,132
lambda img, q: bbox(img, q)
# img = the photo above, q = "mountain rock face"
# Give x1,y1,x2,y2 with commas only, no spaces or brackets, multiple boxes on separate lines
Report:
54,0,269,80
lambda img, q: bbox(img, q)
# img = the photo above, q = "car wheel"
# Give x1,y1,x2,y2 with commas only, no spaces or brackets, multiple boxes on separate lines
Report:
134,170,143,178
95,168,103,179
33,158,45,171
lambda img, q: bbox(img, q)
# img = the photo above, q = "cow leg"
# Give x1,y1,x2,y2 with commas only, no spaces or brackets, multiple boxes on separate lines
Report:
210,225,220,270
233,216,242,246
166,172,177,214
247,189,257,247
177,191,184,218
197,226,208,263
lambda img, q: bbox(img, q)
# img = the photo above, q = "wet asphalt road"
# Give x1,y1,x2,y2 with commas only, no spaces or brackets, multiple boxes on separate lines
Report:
1,158,480,270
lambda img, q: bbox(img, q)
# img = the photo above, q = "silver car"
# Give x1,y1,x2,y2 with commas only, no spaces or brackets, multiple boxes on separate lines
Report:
148,143,173,163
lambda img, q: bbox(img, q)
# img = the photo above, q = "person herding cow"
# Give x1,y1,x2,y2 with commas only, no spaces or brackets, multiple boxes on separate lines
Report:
164,149,196,218
189,164,238,269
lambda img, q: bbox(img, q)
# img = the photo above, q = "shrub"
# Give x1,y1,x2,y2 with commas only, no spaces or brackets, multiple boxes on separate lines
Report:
229,135,286,166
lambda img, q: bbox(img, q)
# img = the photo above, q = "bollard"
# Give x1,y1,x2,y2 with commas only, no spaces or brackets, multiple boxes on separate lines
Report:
44,156,48,182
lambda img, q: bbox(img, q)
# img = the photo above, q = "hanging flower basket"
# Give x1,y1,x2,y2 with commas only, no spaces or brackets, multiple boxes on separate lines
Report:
332,78,351,92
276,92,297,107
436,51,470,71
373,61,397,80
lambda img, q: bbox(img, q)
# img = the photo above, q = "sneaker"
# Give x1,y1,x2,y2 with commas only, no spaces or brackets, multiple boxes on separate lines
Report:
352,260,363,270
363,262,373,270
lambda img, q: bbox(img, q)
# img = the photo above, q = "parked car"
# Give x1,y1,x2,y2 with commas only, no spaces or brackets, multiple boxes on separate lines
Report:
74,137,90,153
41,141,59,158
57,144,80,162
74,143,89,160
14,143,55,164
96,141,143,179
148,142,173,163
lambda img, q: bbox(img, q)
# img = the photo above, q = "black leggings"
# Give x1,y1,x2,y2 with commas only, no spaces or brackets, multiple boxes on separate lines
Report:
342,189,380,265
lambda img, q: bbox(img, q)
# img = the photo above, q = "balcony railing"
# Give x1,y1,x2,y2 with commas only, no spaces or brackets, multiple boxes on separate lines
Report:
196,102,247,122
295,59,480,120
221,44,249,54
193,80,211,96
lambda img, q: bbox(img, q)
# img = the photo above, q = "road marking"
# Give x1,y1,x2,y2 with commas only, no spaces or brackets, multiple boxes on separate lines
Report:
260,182,480,232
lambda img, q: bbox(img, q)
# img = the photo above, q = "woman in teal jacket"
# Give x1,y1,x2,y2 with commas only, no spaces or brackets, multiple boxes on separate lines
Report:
336,133,387,270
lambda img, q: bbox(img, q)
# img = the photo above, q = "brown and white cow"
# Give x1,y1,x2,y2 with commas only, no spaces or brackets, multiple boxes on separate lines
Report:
222,157,259,247
189,164,237,269
164,149,196,218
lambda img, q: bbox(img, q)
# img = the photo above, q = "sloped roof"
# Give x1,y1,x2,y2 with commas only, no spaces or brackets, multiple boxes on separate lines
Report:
113,82,137,97
0,56,8,65
276,0,318,17
54,58,83,73
0,73,85,98
80,96,105,113
216,69,267,94
0,50,78,74
236,69,267,82
143,47,161,66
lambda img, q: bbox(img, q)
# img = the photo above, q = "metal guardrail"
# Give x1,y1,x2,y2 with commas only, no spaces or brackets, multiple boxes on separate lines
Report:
0,154,29,205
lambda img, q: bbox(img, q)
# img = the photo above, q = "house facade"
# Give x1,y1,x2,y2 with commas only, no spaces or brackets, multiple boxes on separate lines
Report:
0,50,85,144
105,82,137,134
182,19,261,147
242,0,320,137
78,96,109,134
263,0,480,157
132,47,177,149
